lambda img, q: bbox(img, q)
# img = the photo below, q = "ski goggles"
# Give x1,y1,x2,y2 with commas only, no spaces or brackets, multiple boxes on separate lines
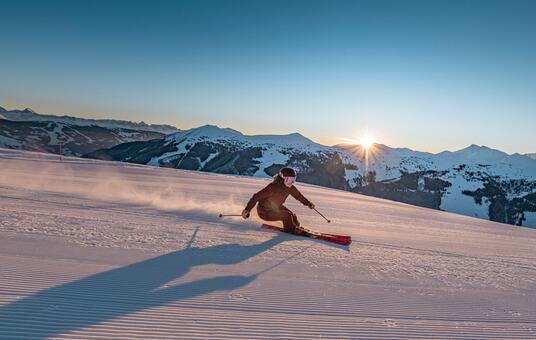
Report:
280,173,296,187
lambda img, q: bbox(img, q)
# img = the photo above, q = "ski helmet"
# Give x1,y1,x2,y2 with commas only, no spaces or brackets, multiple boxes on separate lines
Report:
279,167,297,177
279,167,297,187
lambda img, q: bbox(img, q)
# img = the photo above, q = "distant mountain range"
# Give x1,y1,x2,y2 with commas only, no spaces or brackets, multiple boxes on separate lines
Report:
1,106,535,228
0,106,177,156
0,106,179,134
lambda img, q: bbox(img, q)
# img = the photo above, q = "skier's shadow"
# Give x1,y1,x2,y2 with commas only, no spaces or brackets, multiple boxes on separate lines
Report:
0,232,286,339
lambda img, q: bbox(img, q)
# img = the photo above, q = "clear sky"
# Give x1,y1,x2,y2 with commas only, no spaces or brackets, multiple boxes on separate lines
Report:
1,0,535,153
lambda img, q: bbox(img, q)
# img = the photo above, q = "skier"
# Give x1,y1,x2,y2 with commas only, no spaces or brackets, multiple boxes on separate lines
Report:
241,167,315,234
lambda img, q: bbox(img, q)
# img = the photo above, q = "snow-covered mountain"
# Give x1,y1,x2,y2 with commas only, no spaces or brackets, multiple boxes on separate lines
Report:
85,125,536,228
0,106,180,134
339,143,536,227
0,106,7,120
86,124,348,189
0,119,164,156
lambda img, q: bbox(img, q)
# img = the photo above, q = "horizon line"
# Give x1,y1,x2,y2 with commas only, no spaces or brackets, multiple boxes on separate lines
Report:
1,103,533,156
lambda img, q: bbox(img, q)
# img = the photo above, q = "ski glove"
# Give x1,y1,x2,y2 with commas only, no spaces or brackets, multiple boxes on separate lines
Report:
241,209,250,219
308,203,315,209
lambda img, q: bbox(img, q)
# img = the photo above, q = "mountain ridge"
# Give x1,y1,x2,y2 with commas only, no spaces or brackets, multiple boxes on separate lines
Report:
1,106,180,135
0,115,165,156
3,105,531,158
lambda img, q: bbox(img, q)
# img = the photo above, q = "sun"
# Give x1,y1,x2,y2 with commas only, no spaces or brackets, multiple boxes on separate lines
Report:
359,135,375,150
336,131,377,150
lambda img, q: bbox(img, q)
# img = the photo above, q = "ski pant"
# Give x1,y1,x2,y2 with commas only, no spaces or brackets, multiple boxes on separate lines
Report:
258,205,300,233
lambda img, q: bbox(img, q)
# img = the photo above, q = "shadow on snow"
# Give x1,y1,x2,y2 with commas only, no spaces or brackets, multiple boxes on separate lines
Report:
0,232,287,339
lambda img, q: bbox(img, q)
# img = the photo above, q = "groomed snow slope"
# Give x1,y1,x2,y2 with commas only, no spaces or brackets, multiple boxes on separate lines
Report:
1,149,535,339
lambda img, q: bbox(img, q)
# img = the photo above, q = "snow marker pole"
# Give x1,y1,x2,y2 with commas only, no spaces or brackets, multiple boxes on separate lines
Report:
313,207,331,223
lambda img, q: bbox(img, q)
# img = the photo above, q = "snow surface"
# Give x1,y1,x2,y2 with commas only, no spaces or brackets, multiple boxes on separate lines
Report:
439,168,490,219
252,148,290,177
344,168,360,189
525,212,536,229
1,149,536,339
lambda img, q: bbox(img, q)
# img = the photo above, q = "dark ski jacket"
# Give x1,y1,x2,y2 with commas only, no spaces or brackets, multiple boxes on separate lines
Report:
245,177,312,214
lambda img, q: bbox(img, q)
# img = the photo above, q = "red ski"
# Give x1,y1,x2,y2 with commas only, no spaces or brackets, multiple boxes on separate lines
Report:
262,224,351,246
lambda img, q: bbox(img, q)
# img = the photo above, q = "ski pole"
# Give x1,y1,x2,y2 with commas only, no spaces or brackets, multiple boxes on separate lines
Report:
218,213,242,218
313,207,331,223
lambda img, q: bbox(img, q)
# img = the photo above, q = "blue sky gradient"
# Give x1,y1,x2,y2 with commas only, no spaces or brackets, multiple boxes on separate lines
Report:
1,0,535,153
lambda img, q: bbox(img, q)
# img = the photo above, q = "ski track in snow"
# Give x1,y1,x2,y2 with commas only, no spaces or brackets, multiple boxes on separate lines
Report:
1,149,536,339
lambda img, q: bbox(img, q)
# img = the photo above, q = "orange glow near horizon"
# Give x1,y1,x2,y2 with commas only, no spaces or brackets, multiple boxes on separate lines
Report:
338,132,376,150
337,132,379,172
